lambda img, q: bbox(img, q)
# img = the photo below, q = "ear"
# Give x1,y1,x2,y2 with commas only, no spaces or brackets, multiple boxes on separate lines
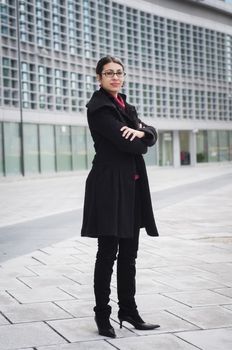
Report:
96,74,101,82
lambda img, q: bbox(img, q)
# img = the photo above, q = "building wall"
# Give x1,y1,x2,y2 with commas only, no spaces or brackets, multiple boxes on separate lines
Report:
0,0,231,175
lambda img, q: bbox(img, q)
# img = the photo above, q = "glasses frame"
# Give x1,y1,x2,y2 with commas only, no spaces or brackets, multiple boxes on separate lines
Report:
101,70,126,79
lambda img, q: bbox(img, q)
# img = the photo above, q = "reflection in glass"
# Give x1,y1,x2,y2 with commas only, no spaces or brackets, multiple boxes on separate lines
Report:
40,125,56,172
56,125,72,171
24,124,39,173
208,130,219,162
71,126,87,170
158,131,173,166
196,130,208,163
0,123,3,175
4,123,21,175
218,130,229,161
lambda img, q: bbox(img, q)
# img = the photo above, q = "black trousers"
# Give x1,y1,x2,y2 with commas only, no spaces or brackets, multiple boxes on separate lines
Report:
94,180,141,317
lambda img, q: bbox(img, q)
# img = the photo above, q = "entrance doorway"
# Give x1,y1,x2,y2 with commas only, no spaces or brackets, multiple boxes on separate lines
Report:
180,131,190,165
159,131,173,166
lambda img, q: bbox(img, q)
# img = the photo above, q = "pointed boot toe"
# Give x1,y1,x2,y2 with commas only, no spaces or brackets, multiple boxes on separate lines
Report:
94,316,116,338
118,313,160,330
98,326,116,338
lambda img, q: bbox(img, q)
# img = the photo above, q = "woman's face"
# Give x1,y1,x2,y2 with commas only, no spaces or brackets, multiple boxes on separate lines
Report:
97,62,125,96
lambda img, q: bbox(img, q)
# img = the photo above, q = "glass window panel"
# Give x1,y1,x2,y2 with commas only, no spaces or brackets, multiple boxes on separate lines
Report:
180,131,190,165
71,126,87,170
207,130,219,162
196,130,208,163
56,125,72,171
86,128,95,169
0,123,3,175
218,130,229,161
144,145,158,166
4,123,21,175
158,131,173,166
229,131,232,161
39,125,56,173
24,124,39,173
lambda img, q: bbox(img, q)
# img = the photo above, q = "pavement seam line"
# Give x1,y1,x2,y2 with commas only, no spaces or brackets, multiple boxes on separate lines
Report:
104,339,122,349
174,333,203,349
52,301,77,318
165,309,203,330
16,277,33,289
0,310,12,325
4,290,22,305
44,320,71,344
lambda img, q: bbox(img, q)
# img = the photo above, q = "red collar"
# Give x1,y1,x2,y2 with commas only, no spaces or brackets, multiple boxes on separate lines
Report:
114,95,125,109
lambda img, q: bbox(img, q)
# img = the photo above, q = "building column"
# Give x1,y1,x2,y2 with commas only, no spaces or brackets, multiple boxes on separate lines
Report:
189,130,197,166
173,130,180,167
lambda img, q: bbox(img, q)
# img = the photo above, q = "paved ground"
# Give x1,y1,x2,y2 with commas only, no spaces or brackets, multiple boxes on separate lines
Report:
0,163,232,349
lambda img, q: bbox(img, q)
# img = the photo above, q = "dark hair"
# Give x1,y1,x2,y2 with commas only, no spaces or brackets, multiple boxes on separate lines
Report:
96,55,124,75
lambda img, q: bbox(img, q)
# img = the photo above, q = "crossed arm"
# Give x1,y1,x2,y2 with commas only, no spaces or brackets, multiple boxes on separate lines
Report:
88,106,157,154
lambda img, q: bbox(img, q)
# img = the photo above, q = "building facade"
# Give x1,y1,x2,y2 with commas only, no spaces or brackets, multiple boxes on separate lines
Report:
0,0,232,176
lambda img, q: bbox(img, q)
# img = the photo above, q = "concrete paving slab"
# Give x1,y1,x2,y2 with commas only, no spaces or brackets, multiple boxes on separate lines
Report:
0,322,66,349
176,327,232,350
59,285,94,301
0,277,32,291
0,266,37,278
54,300,94,318
135,293,183,312
194,250,232,264
108,333,199,349
204,272,232,287
223,304,232,312
168,305,232,329
47,317,133,342
5,286,75,304
40,246,83,255
136,279,178,294
0,313,9,326
18,275,79,289
136,254,168,268
25,264,82,276
38,340,116,350
0,292,19,306
152,266,225,287
193,262,232,275
62,271,93,285
1,256,44,268
74,263,95,274
163,290,232,307
152,273,226,291
28,251,81,265
0,302,72,323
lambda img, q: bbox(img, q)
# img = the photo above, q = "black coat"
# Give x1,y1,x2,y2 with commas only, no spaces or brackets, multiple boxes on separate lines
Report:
81,88,159,238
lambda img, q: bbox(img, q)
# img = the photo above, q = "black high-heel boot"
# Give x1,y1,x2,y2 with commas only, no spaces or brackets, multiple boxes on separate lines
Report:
94,316,116,338
118,311,160,330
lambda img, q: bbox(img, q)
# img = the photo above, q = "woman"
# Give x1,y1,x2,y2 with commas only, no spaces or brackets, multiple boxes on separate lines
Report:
81,56,160,338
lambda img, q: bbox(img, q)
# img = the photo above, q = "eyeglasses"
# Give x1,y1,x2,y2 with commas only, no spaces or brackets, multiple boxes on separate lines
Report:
102,70,126,78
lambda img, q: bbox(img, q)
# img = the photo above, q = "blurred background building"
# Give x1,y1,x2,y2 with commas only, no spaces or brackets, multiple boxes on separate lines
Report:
0,0,231,176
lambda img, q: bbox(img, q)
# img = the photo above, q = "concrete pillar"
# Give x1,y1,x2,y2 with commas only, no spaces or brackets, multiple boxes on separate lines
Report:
173,130,180,167
189,130,197,166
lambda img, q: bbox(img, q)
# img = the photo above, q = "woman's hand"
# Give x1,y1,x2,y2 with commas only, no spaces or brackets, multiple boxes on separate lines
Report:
120,126,145,141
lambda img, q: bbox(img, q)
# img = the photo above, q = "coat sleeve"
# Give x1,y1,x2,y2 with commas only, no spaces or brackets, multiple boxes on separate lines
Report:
137,118,158,147
88,107,148,155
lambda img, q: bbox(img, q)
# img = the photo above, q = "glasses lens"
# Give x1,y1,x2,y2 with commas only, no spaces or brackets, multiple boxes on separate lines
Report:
106,71,114,77
116,71,124,77
103,70,125,78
